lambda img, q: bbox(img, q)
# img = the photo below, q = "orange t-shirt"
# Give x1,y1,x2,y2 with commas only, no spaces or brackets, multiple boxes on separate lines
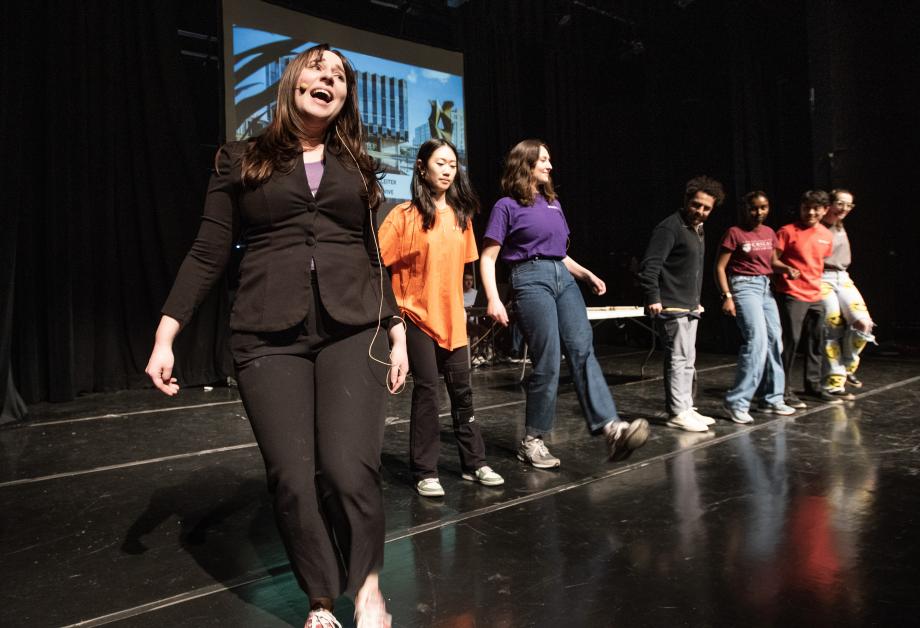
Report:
774,222,833,302
378,202,478,349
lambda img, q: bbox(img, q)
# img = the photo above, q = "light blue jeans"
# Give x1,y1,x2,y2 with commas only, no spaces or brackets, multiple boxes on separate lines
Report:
511,259,620,436
725,274,785,410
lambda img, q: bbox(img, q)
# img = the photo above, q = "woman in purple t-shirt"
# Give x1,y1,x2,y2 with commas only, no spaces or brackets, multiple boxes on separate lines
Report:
479,139,649,468
714,191,797,423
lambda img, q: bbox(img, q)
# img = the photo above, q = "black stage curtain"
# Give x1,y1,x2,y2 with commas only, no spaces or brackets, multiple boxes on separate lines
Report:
1,188,25,423
5,0,913,405
458,0,812,341
4,1,230,405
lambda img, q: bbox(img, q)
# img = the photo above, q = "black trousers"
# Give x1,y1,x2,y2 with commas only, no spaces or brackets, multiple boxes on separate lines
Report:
405,319,486,482
231,277,390,603
778,294,825,393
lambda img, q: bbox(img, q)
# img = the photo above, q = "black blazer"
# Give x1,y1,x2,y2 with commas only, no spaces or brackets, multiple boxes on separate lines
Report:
163,141,398,332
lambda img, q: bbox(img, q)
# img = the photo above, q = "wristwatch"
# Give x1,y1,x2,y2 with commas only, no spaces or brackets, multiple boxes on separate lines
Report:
721,292,733,301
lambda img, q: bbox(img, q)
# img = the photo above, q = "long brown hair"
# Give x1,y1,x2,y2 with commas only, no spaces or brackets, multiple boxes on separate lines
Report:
500,139,556,206
240,43,382,209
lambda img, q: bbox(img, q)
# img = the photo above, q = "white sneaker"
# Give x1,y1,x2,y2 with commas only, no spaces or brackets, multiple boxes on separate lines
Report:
461,465,505,486
721,401,754,424
666,409,709,432
691,409,716,426
416,478,445,497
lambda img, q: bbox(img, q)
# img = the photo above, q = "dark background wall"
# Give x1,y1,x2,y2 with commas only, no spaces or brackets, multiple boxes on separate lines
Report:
3,0,918,409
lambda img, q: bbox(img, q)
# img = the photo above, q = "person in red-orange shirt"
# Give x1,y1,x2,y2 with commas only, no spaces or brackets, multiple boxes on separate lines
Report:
773,190,843,408
379,139,504,498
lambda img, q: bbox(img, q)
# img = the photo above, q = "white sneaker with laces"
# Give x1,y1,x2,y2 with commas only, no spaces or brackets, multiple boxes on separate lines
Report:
691,408,716,426
462,465,505,486
416,478,445,497
666,409,709,432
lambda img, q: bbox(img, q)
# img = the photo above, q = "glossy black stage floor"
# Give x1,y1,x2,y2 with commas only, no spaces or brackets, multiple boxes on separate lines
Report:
2,347,919,627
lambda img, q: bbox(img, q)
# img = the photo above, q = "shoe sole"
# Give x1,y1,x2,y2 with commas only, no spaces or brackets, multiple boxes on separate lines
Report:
516,453,561,469
609,419,650,462
461,473,505,486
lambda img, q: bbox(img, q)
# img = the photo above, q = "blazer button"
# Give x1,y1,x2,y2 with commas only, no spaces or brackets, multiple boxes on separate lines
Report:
305,234,317,246
306,202,318,213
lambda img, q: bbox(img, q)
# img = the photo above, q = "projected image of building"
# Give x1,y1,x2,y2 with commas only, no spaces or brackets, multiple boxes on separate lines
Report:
358,71,408,157
235,54,296,139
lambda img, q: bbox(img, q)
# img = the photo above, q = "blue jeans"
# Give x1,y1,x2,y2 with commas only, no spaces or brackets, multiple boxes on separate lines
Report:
725,275,785,410
511,259,619,436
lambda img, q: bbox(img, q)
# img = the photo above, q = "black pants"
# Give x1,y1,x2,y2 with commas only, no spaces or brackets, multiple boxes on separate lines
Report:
231,279,389,603
405,319,486,482
778,294,825,393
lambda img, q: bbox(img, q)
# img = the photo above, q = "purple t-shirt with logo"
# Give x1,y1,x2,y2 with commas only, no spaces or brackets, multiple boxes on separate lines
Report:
720,224,777,276
483,194,570,263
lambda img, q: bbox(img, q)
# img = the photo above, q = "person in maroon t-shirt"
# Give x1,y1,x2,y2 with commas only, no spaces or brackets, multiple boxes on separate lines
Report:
715,191,798,424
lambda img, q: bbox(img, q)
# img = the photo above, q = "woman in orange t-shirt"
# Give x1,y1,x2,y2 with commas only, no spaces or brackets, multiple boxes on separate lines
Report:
379,139,504,497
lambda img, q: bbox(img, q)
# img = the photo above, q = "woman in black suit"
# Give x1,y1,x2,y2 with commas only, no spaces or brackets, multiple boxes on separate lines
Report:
145,44,406,628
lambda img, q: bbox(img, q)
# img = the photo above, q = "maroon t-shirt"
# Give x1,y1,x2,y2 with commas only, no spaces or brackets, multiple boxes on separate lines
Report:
720,225,777,276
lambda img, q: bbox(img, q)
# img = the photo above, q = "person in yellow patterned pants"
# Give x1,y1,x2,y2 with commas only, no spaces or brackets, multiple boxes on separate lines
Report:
821,189,875,398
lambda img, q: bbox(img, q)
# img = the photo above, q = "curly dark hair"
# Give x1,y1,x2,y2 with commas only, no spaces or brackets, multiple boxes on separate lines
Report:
683,175,726,208
411,139,479,232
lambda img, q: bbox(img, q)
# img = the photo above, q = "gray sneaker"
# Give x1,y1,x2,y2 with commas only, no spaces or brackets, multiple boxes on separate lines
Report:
517,436,561,469
722,401,754,424
756,401,797,416
605,419,650,462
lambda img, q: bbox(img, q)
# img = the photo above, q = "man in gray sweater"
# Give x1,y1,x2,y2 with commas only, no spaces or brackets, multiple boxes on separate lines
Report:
640,176,725,432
